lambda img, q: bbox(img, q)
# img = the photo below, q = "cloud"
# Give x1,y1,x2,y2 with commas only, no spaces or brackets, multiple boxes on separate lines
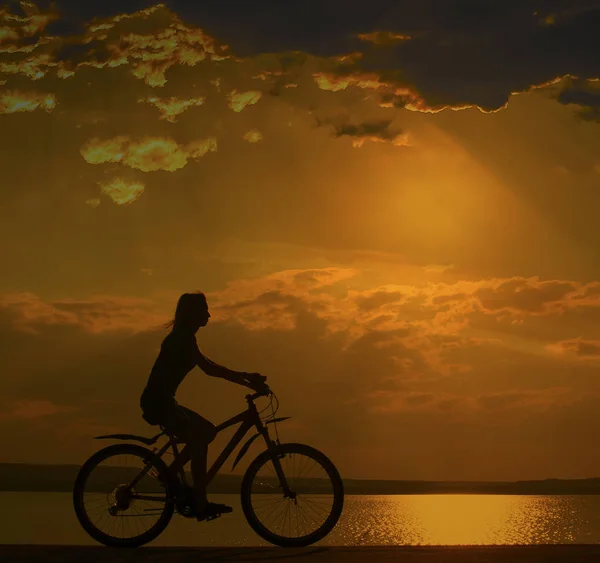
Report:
0,88,55,113
312,68,473,114
557,79,600,121
0,292,168,335
86,3,165,32
1,270,599,409
99,177,144,205
138,95,205,122
0,399,79,421
62,5,230,87
145,1,600,113
357,31,411,45
316,115,410,148
0,52,54,80
476,387,572,411
85,198,100,208
0,1,57,47
355,288,407,312
369,386,574,416
242,129,263,143
423,264,454,274
3,266,600,477
547,338,600,360
80,135,217,172
0,4,231,85
227,89,262,112
472,277,580,315
206,270,600,349
3,1,598,117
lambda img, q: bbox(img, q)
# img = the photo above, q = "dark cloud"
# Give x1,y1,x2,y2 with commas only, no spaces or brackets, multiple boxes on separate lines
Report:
557,80,600,121
6,1,600,113
355,290,406,312
552,338,600,359
474,278,578,315
77,0,600,112
315,115,407,146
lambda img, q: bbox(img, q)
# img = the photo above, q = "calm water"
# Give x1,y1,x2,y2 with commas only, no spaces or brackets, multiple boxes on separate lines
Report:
3,492,600,546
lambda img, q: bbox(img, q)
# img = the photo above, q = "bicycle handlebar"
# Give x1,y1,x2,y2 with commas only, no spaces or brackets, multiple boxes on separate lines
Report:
246,388,271,401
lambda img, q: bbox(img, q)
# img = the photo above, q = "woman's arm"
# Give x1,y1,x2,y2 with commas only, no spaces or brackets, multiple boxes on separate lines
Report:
195,347,254,387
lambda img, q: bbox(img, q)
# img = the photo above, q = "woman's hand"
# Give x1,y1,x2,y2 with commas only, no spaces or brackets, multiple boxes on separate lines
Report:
244,372,269,393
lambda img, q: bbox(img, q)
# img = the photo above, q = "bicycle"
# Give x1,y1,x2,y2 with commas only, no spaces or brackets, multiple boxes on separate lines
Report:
73,388,344,548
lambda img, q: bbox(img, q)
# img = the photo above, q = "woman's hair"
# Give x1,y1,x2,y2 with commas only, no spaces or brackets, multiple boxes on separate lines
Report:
164,291,208,330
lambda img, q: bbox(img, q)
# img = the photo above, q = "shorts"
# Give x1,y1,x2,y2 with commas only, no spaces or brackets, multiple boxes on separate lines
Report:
141,396,217,444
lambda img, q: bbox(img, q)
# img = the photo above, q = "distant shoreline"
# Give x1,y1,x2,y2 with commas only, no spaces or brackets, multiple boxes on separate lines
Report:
3,463,600,495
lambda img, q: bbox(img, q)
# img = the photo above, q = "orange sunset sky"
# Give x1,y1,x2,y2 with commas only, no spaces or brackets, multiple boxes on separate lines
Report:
2,0,600,481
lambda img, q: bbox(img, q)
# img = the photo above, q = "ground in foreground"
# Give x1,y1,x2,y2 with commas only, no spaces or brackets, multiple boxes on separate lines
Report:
2,545,600,563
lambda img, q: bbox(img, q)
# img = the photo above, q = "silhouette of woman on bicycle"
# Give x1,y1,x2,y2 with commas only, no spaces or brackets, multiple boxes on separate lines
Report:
140,291,268,520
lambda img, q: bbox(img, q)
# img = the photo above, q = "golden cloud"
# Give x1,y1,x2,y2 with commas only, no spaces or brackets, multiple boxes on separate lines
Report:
80,6,230,87
357,31,411,44
4,267,600,408
0,291,168,334
3,269,599,365
253,70,284,81
243,129,263,143
138,94,205,122
473,277,580,315
331,52,363,64
124,137,193,171
314,71,507,114
0,1,57,41
80,135,217,172
99,177,145,205
423,264,454,274
0,26,19,43
209,267,356,330
351,132,410,148
0,4,230,86
318,116,410,148
0,53,53,79
87,4,164,32
186,137,218,158
0,89,55,113
0,399,79,421
314,72,386,92
368,386,574,416
547,338,600,360
227,89,262,112
204,269,600,378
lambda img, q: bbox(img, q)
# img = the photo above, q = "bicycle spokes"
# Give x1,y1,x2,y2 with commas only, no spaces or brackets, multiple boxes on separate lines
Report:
250,451,336,539
79,453,169,540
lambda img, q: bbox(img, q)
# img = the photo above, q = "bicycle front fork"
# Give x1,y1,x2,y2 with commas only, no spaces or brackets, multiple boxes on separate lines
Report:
269,450,296,500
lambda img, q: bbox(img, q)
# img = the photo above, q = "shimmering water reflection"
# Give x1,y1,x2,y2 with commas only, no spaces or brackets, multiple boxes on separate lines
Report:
327,495,600,545
3,492,600,545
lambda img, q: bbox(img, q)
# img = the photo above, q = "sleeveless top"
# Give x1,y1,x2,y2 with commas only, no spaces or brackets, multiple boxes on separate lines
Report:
140,328,199,415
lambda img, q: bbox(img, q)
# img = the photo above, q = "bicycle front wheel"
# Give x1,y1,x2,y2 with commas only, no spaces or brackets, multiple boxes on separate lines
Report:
241,442,344,547
73,443,175,548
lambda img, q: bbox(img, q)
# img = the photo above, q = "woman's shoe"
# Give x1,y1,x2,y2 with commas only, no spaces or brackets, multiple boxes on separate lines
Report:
195,501,233,522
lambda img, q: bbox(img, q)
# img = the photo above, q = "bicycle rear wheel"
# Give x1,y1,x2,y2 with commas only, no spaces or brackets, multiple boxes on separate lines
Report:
73,443,174,548
241,442,344,547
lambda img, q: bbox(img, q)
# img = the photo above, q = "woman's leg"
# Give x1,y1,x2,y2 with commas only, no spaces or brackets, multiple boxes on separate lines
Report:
166,405,217,512
188,440,209,511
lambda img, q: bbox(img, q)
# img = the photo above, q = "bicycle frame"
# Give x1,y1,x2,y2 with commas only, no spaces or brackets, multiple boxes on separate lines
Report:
129,392,292,496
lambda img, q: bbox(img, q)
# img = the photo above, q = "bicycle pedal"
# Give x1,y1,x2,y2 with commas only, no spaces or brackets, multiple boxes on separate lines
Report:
205,513,222,521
